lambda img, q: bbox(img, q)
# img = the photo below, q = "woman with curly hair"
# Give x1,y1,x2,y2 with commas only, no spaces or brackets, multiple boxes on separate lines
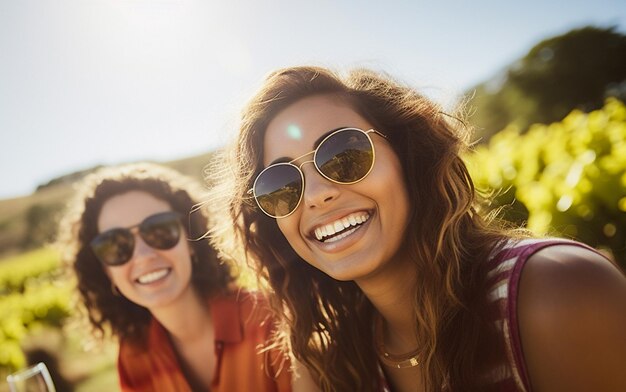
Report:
212,66,626,391
57,162,301,391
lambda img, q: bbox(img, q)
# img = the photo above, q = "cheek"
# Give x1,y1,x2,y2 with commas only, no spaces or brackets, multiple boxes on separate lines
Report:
276,218,319,268
106,265,127,285
277,217,304,250
170,245,192,268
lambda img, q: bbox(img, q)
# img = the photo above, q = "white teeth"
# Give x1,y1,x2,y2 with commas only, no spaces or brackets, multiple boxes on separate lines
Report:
333,221,343,232
313,212,370,242
324,226,358,243
137,268,170,284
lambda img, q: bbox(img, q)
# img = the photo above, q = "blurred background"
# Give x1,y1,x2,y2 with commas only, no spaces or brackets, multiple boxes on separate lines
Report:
1,0,625,390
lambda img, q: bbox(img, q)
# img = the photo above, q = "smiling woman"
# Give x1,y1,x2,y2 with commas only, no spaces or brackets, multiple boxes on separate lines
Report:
56,162,300,392
210,66,626,392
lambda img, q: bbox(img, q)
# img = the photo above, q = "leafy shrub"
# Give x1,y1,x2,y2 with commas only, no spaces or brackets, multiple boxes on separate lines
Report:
0,248,71,371
467,98,626,266
0,248,61,294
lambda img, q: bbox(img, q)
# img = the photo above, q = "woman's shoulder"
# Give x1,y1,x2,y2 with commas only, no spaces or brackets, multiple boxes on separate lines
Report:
222,288,277,327
486,237,590,267
485,238,607,287
517,241,626,390
518,241,625,326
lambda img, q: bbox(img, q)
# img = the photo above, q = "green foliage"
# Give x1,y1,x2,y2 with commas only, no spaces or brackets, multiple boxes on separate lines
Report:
0,248,71,371
467,99,626,266
468,26,626,141
0,248,61,294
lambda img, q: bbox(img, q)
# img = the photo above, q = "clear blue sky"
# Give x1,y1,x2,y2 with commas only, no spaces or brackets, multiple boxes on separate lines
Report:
1,0,625,199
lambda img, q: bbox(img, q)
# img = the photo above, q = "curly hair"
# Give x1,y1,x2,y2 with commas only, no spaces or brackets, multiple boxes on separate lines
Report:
209,66,521,391
57,162,233,344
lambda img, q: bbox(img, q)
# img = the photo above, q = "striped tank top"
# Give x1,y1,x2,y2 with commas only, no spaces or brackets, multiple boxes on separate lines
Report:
379,238,598,391
483,238,598,391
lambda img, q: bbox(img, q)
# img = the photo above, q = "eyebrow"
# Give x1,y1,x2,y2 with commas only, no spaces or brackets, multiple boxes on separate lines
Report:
267,126,349,166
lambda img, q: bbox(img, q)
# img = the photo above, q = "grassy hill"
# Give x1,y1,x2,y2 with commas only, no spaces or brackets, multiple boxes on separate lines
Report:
0,151,214,259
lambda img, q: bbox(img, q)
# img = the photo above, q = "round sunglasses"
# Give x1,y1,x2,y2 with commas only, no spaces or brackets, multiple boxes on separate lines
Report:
90,211,183,266
250,127,386,219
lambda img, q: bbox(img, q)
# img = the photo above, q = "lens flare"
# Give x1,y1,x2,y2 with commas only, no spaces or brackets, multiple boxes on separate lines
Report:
287,124,302,140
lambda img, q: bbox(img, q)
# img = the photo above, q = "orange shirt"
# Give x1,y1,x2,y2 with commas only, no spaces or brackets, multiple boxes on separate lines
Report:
117,291,292,392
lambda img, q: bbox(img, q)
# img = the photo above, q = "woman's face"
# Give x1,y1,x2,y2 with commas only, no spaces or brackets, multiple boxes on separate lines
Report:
97,191,194,310
262,94,411,282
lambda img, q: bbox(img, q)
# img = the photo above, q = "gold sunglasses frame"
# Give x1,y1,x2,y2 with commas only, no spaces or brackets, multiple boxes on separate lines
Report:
250,127,386,219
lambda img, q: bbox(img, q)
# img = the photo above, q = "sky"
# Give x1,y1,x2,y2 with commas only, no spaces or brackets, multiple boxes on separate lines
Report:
1,0,625,199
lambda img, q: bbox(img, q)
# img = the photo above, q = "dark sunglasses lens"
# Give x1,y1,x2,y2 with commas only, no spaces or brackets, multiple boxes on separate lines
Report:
316,129,374,183
91,229,135,266
254,165,303,217
139,212,181,250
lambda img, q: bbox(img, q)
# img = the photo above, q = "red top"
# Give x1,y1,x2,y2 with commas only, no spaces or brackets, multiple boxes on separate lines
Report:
117,291,292,392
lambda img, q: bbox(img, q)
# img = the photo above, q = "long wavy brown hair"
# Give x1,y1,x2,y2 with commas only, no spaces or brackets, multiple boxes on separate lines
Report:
57,163,232,344
212,66,515,391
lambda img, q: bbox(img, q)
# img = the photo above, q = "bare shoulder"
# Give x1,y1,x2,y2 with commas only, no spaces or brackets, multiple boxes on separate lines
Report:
520,244,625,307
291,358,321,392
518,244,626,391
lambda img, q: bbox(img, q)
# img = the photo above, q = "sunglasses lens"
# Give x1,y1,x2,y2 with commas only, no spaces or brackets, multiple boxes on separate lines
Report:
316,129,374,183
91,228,135,266
254,164,303,218
139,212,181,250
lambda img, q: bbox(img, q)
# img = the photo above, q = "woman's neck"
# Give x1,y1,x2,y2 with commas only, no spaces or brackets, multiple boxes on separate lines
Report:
356,253,419,352
150,287,212,343
150,286,217,390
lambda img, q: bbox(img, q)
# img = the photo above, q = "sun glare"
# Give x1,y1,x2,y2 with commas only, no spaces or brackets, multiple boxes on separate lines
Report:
287,124,302,140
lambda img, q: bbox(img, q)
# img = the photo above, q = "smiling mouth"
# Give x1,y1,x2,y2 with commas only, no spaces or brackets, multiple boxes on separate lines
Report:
313,212,371,243
136,268,171,285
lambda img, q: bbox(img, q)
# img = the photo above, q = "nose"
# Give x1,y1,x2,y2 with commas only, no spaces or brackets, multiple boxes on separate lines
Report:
300,163,340,210
131,234,157,263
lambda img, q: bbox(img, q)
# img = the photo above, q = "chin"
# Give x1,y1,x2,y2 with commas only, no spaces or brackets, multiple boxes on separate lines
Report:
319,261,379,282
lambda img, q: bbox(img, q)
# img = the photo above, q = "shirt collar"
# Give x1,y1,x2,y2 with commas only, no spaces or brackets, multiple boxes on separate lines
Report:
147,291,244,350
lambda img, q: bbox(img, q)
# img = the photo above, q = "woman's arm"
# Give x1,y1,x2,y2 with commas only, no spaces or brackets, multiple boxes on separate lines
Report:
518,244,626,391
290,358,320,392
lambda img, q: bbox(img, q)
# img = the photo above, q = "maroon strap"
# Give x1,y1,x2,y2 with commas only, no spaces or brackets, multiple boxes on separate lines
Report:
503,239,599,391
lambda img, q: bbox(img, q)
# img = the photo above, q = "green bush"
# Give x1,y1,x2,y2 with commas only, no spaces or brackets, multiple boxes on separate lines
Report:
0,248,61,294
467,98,626,266
0,248,72,371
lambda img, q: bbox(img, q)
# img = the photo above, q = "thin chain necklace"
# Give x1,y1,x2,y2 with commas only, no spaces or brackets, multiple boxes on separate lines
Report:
374,315,420,369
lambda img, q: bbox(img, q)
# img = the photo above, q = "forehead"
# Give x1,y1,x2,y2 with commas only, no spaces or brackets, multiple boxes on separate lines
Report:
97,190,172,232
263,95,373,165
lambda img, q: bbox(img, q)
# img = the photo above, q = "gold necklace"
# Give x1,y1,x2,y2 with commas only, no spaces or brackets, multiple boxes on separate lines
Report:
374,315,420,369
